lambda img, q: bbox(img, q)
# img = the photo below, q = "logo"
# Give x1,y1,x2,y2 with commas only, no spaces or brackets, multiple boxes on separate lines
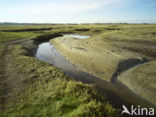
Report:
121,105,155,116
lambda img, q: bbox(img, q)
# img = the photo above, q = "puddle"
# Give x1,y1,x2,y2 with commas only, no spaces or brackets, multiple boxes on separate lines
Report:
63,34,90,39
36,42,77,73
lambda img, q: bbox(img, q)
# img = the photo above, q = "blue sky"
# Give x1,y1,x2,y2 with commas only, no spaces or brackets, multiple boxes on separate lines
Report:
0,0,156,23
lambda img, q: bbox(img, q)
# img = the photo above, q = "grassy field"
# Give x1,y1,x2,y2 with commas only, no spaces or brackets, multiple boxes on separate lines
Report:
0,45,118,117
51,24,156,105
0,24,119,116
0,24,156,116
0,24,74,43
51,24,156,81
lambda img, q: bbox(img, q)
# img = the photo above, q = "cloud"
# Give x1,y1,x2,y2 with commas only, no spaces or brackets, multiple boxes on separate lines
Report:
4,0,127,15
2,0,155,23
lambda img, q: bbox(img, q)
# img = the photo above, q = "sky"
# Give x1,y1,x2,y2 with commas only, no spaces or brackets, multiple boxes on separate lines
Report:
0,0,156,23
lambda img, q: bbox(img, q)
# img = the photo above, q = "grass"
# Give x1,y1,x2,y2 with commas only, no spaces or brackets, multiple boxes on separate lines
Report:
0,44,5,76
0,24,156,116
50,24,156,106
0,25,53,31
51,34,143,81
0,44,6,108
0,45,118,117
0,32,38,43
0,25,76,43
118,61,156,105
100,24,156,41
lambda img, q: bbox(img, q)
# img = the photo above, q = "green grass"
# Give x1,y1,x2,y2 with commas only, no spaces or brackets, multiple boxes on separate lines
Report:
0,24,156,116
0,25,76,43
50,24,156,106
51,25,156,80
0,25,53,31
0,32,37,43
0,44,6,108
100,25,156,42
0,44,5,75
98,25,156,58
0,45,118,117
118,61,156,105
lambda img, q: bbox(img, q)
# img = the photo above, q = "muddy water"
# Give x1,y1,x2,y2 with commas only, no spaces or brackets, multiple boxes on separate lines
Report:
35,35,154,109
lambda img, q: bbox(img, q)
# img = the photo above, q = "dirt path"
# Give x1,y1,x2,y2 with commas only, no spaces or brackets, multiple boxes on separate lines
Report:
3,45,16,106
0,34,62,108
1,38,37,108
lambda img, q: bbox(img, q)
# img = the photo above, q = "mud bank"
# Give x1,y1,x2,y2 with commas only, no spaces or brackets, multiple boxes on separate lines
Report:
8,33,63,57
111,58,149,82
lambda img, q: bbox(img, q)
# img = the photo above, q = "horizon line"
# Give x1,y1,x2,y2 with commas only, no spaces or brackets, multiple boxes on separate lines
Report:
0,22,156,25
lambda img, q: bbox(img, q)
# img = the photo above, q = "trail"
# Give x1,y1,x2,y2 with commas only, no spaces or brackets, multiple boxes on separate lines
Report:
1,38,36,109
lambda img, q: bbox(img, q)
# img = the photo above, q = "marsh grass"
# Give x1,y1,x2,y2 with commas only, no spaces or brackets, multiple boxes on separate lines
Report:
118,61,156,105
51,24,156,106
0,44,6,108
0,25,77,43
0,24,156,116
98,25,156,58
0,45,119,117
0,32,38,43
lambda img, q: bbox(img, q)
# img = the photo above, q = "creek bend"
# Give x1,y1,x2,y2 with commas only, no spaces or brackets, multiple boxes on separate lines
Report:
35,34,154,109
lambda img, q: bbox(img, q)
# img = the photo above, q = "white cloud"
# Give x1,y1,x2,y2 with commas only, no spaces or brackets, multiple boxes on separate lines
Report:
4,0,126,15
2,0,154,23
